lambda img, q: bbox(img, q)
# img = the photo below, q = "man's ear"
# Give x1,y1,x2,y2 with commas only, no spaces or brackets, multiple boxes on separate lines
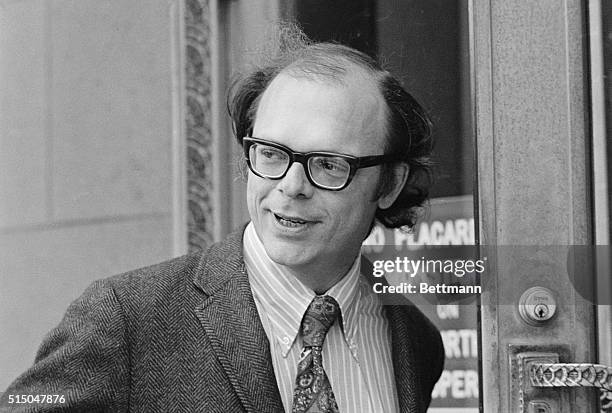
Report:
377,163,410,210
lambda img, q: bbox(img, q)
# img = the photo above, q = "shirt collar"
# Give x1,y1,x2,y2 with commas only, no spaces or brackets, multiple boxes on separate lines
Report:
243,222,362,357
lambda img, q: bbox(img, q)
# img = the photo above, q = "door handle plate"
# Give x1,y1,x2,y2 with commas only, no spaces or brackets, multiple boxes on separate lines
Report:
511,348,612,412
530,362,612,391
510,350,568,413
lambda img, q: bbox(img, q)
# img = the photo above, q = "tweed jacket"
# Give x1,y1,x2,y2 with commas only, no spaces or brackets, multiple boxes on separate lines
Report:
1,229,444,413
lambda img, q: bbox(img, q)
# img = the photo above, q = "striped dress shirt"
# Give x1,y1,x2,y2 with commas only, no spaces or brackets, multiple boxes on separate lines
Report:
243,222,399,413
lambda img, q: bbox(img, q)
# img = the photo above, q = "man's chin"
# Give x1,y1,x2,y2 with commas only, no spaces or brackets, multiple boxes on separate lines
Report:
262,238,313,269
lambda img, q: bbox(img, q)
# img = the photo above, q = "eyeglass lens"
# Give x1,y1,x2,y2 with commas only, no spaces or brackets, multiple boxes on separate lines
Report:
249,142,351,189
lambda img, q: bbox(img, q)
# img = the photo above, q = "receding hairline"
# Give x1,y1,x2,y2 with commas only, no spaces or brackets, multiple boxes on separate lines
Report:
252,56,391,144
281,44,382,84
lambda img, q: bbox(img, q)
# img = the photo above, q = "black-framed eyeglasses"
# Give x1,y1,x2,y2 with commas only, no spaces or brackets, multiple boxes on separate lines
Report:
243,137,398,191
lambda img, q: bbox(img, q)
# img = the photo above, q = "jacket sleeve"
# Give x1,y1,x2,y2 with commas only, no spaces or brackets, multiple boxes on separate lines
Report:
0,279,130,413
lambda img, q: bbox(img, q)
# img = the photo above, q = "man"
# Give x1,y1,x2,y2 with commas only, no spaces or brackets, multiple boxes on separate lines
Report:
1,31,443,412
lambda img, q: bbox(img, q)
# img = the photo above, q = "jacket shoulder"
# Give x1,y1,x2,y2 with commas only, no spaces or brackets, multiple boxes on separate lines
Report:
98,253,207,319
105,228,245,312
108,254,201,291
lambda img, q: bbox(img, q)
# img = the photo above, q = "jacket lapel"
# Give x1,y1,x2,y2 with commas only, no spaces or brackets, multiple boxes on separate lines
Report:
193,231,284,413
387,305,422,413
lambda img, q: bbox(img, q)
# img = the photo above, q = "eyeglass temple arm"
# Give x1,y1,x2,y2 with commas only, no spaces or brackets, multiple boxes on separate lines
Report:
357,154,401,168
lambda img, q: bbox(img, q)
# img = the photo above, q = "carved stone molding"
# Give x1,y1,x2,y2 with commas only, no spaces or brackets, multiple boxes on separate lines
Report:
185,0,213,252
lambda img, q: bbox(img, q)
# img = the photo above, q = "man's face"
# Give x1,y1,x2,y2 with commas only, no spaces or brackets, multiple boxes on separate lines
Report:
247,72,393,278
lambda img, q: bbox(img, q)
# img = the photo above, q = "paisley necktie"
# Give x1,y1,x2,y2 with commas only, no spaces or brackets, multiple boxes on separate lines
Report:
291,295,340,413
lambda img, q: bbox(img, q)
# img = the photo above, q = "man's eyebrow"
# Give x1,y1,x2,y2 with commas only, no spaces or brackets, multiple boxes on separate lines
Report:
248,138,363,157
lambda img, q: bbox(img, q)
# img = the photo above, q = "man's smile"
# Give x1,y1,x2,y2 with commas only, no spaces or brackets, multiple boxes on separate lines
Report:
271,211,319,230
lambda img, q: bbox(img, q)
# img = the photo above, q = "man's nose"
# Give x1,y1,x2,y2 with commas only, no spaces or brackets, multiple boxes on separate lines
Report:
277,162,314,198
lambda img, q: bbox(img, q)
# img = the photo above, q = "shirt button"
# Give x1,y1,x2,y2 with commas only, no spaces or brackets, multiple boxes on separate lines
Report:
282,336,290,344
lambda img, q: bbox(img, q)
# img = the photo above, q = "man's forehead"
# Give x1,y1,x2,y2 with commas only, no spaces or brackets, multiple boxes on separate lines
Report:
258,71,384,122
261,66,384,116
253,70,388,154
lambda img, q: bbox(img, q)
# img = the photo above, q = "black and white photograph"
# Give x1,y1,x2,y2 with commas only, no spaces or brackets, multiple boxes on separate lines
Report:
1,0,611,412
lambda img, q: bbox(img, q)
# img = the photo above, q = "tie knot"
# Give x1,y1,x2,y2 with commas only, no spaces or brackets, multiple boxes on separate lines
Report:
300,295,340,348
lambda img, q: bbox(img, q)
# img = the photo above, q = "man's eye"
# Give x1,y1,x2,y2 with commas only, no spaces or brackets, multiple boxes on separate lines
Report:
259,147,285,160
321,160,340,170
315,158,349,173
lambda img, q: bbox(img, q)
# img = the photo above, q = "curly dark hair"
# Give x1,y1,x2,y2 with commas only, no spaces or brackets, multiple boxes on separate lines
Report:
227,25,433,230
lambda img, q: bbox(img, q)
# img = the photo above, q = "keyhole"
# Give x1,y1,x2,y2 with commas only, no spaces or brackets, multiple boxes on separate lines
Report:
535,304,548,319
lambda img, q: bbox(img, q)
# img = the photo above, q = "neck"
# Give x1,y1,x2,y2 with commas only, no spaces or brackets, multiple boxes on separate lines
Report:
283,256,357,294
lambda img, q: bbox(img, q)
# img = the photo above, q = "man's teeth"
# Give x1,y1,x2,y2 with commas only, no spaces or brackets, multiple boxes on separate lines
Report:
275,214,307,226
